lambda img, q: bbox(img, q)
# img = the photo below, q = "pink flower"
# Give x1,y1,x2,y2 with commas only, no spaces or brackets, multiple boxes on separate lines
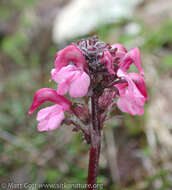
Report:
52,45,90,98
110,44,148,115
51,65,90,98
112,44,143,74
36,105,65,131
54,45,87,72
116,46,148,100
29,88,71,131
120,48,144,75
128,73,148,100
115,69,146,115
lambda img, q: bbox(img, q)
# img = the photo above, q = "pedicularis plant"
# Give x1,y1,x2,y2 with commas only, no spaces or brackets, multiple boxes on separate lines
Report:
29,36,148,189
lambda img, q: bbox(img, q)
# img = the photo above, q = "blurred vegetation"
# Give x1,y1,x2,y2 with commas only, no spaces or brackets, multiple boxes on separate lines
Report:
0,0,172,190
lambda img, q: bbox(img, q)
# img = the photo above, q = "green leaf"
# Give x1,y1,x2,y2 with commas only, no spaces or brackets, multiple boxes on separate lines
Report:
163,55,172,68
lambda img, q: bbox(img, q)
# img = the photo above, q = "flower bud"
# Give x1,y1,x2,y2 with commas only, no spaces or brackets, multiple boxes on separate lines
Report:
98,89,116,112
72,103,90,124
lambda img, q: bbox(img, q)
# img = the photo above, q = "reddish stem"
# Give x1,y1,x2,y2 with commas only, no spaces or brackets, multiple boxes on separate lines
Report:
87,93,101,190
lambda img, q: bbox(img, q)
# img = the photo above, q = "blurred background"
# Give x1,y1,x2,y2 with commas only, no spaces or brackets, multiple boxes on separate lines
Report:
0,0,172,189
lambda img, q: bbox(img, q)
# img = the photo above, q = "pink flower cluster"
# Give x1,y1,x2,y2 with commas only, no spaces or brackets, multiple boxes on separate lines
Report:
29,38,148,131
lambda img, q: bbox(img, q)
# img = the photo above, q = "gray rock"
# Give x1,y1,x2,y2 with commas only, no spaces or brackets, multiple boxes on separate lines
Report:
53,0,142,43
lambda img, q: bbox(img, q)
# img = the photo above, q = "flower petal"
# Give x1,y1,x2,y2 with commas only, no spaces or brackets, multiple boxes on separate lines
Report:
120,48,144,75
111,43,127,60
69,72,90,97
111,43,127,53
57,82,70,95
129,73,148,100
52,65,90,98
28,88,71,114
36,104,60,121
47,111,64,131
117,95,144,115
115,83,128,96
54,45,87,71
51,65,76,83
37,106,64,131
116,69,146,115
127,48,144,75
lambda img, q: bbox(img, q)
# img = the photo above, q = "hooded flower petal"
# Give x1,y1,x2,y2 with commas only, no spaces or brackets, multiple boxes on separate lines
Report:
54,45,87,71
120,48,144,75
51,65,90,98
37,105,65,131
112,43,127,53
116,69,146,115
111,43,127,60
28,88,71,114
